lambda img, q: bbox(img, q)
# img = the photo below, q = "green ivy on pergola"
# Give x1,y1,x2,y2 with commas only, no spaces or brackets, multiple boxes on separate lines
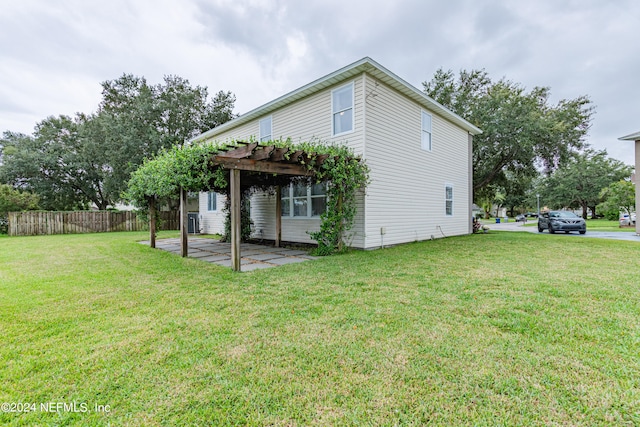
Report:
126,139,369,271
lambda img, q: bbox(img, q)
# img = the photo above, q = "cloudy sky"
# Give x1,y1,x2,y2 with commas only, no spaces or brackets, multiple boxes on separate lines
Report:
1,0,638,164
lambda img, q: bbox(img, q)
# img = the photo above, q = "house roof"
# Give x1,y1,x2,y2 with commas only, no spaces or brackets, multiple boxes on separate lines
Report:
190,57,482,144
619,131,640,141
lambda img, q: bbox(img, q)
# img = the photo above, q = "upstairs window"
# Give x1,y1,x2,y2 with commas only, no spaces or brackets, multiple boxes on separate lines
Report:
445,185,453,216
422,111,432,151
259,116,272,142
332,83,354,136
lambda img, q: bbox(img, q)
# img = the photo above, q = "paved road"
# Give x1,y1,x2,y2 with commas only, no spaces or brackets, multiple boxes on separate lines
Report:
485,219,640,242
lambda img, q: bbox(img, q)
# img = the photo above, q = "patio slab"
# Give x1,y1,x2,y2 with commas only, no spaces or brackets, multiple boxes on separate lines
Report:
139,237,318,271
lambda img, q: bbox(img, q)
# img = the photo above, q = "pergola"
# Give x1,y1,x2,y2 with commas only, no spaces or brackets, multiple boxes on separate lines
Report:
148,142,335,271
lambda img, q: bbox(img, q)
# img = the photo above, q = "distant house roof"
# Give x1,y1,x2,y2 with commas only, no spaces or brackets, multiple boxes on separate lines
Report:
619,131,640,141
190,57,482,144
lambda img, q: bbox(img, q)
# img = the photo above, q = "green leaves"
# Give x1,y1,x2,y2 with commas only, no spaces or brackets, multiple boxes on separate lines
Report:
541,149,632,218
124,142,224,207
598,180,636,220
0,73,236,211
423,68,594,197
0,184,39,233
125,139,370,254
309,145,370,255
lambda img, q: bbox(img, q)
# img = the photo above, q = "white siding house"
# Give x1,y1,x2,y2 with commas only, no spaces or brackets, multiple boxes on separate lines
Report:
191,57,481,249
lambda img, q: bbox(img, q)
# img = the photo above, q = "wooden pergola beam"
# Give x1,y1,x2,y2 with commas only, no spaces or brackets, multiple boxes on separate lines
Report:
223,142,259,158
250,145,275,160
213,156,312,176
270,147,289,161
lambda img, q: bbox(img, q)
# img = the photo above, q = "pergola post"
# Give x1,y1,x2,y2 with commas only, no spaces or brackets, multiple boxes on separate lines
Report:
275,185,282,247
180,186,188,257
230,169,242,271
149,196,156,249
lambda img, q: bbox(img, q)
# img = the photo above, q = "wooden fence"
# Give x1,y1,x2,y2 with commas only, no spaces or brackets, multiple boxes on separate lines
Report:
7,211,179,236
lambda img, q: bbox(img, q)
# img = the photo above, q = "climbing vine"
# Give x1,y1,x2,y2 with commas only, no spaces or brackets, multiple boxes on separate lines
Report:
125,139,369,253
307,147,369,255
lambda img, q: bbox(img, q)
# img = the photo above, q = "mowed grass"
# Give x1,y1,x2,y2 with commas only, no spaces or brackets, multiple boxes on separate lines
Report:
1,231,639,426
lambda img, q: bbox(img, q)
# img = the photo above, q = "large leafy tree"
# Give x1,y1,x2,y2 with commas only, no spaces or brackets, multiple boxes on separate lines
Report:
0,125,92,210
598,180,636,221
423,69,594,203
541,149,632,218
0,75,236,210
95,74,236,204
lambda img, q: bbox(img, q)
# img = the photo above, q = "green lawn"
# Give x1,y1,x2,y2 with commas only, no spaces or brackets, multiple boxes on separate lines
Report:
586,219,635,232
1,231,639,426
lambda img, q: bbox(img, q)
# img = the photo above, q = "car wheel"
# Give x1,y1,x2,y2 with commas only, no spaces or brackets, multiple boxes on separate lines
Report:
579,230,586,235
549,225,555,234
565,231,570,234
538,225,543,233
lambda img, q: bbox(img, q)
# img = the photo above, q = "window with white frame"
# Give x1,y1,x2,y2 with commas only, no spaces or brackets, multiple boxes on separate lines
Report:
422,111,432,151
281,182,327,217
259,116,272,142
332,82,354,136
445,185,453,216
207,192,217,211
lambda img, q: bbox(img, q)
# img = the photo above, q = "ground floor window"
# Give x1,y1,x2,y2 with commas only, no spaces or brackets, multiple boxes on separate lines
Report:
207,192,217,211
281,182,326,217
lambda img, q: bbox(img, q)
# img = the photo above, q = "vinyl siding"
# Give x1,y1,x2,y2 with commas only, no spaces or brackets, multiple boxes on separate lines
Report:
199,76,366,247
362,74,470,248
198,192,226,234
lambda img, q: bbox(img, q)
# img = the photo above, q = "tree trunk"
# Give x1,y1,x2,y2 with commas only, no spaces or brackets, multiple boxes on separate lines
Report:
581,203,588,219
589,205,596,219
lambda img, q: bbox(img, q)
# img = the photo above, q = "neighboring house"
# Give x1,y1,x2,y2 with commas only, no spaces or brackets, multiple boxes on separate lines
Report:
191,57,481,249
618,131,640,235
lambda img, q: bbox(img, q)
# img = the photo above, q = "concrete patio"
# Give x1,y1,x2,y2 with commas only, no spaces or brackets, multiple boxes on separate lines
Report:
140,237,318,271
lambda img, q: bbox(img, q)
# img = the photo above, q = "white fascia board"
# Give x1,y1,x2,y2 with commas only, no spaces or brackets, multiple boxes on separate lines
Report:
619,131,640,141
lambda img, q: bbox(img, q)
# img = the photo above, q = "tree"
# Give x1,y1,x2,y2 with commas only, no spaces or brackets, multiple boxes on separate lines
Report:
423,69,594,202
0,183,39,233
0,75,236,210
94,74,236,206
598,180,636,222
542,149,632,218
0,125,91,210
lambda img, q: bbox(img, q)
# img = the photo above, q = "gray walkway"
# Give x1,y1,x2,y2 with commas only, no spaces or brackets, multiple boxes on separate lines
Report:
140,237,318,271
487,219,640,242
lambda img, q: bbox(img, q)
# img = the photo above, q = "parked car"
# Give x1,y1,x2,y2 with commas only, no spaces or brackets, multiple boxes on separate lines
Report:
525,212,539,218
515,214,526,222
619,213,636,226
538,210,586,234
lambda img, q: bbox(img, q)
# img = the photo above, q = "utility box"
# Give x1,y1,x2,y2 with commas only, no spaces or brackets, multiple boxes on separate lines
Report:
187,212,200,234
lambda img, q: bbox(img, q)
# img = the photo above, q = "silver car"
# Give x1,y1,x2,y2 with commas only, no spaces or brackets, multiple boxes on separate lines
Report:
538,211,587,234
